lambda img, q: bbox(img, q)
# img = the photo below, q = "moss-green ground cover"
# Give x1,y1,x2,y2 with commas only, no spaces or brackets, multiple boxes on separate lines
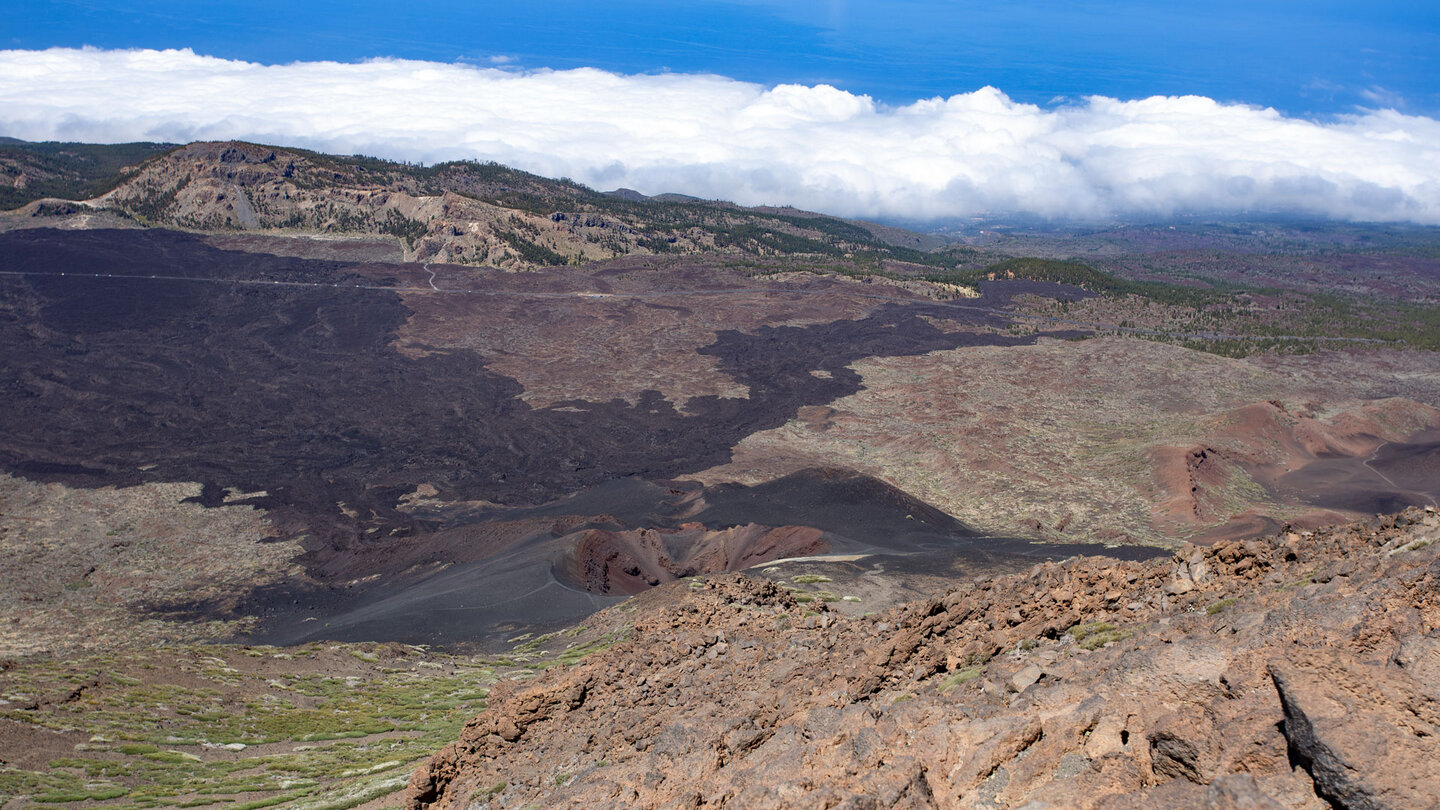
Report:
0,633,609,808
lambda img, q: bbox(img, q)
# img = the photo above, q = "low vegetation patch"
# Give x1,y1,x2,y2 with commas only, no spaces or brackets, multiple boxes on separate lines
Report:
1206,597,1239,615
1278,574,1316,590
0,632,617,809
1390,537,1433,555
939,667,983,692
1067,621,1134,651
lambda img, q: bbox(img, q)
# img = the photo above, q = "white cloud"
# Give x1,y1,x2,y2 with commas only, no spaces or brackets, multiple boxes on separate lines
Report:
2,47,1439,225
1358,85,1407,110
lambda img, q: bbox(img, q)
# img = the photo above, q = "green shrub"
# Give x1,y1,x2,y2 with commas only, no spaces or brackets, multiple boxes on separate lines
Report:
1206,598,1238,615
34,787,130,803
1082,629,1132,651
1068,622,1132,650
939,667,983,692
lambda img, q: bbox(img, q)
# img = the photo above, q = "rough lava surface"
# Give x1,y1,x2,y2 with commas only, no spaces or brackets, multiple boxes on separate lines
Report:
411,507,1440,809
2,224,1438,649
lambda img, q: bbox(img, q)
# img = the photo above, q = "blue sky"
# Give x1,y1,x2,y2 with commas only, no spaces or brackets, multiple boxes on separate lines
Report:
3,2,1440,223
8,0,1439,115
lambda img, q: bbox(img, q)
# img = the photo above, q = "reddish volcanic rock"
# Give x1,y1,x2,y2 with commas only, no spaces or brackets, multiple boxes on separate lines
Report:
1150,397,1440,540
409,507,1440,809
563,523,827,595
1270,649,1440,810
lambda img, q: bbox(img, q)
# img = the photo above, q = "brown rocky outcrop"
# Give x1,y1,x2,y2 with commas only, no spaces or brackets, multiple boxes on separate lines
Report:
95,142,608,267
85,141,923,270
1270,650,1439,810
410,507,1440,809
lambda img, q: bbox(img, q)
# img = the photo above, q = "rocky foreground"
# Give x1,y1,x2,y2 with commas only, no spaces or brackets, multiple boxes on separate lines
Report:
409,508,1440,809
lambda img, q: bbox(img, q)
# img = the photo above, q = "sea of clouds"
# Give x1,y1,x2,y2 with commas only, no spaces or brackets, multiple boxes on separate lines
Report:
3,47,1439,224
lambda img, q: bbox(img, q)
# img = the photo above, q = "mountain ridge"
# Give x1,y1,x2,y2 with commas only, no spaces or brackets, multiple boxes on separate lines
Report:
2,138,955,271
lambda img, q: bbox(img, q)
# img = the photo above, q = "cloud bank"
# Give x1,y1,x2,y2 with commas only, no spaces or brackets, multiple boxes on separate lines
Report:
3,47,1440,224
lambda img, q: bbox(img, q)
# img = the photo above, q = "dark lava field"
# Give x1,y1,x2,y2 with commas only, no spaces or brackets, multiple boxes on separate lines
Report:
0,227,1117,645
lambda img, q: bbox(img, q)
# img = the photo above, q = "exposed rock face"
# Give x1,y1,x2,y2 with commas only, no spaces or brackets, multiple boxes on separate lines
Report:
96,142,623,267
88,141,931,270
1270,651,1440,810
410,508,1440,809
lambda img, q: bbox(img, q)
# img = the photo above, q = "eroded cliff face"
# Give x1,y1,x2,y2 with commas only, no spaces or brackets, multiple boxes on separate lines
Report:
83,141,928,270
410,508,1440,809
93,142,646,267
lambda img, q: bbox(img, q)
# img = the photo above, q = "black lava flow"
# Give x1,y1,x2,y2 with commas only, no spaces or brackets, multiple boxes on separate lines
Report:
0,228,1081,563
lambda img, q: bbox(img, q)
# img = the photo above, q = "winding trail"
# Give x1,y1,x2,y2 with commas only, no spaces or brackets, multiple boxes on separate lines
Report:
1362,440,1438,507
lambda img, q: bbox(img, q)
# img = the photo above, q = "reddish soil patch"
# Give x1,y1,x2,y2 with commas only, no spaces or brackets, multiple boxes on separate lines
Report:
564,523,827,595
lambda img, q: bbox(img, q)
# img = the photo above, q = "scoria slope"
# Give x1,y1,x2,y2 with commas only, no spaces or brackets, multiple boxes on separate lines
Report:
411,507,1440,810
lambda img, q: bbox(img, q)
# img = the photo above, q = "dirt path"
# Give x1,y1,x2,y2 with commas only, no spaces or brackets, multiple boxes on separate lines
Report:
1363,440,1438,507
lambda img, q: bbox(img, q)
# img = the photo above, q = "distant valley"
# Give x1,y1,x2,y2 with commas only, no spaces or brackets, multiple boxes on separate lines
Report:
1,138,1438,808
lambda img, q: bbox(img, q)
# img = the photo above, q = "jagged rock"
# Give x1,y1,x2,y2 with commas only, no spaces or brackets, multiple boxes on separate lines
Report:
409,508,1440,809
1008,664,1044,693
1163,578,1195,595
1270,649,1440,810
1148,707,1217,784
1202,774,1286,810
